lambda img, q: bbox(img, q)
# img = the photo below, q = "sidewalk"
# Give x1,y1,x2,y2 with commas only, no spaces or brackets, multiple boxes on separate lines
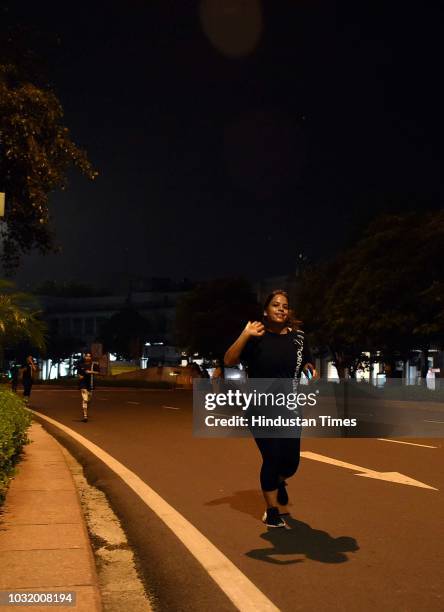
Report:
0,423,102,611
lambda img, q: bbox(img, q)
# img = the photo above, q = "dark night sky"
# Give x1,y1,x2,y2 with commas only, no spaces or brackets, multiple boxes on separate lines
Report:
5,1,444,289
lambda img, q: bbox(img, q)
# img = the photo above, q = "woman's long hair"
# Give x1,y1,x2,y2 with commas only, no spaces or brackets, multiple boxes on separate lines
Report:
263,289,302,331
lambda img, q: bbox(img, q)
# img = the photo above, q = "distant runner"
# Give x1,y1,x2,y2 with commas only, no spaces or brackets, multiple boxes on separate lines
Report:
22,355,38,404
10,362,20,393
77,351,100,422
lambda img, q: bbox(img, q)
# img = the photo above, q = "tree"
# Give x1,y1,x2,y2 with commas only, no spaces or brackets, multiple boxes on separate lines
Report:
0,26,97,271
100,307,151,360
43,335,83,379
0,280,46,365
296,211,444,377
175,278,259,360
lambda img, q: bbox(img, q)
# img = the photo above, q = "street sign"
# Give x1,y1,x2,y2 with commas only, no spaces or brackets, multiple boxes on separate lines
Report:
0,193,4,217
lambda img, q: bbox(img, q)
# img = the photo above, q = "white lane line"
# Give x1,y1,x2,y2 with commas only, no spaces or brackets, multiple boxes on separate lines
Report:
424,420,444,424
126,401,140,405
377,438,438,449
162,405,180,410
32,410,277,612
300,451,438,490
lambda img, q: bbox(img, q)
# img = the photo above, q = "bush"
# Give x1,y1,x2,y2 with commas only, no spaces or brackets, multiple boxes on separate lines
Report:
0,391,32,504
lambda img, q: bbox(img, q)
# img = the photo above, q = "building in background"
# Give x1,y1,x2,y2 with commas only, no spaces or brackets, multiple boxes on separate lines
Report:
37,278,191,378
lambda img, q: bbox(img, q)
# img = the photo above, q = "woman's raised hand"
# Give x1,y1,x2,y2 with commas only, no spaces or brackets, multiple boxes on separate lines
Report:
244,321,265,337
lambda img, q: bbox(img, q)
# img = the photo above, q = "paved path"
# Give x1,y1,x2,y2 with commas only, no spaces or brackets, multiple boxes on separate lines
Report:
0,423,102,612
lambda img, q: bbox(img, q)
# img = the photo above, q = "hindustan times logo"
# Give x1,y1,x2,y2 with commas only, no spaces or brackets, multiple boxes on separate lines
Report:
204,389,319,411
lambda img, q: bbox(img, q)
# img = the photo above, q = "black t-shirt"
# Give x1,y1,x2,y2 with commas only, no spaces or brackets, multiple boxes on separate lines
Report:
240,329,313,379
77,360,99,390
22,363,36,382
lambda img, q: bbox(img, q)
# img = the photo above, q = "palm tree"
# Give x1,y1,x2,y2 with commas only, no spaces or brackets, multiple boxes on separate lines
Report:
0,280,46,365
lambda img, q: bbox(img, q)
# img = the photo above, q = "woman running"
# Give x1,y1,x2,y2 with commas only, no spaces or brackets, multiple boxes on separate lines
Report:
224,290,315,528
22,355,38,404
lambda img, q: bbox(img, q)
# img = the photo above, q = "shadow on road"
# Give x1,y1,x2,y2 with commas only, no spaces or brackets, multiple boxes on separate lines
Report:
206,490,359,565
246,516,359,565
205,489,266,519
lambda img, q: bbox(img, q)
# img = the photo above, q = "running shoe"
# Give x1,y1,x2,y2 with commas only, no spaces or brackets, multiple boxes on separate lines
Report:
277,480,288,506
82,416,88,422
262,507,287,528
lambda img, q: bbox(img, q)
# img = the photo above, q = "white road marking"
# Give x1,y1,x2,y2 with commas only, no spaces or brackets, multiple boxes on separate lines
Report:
377,438,438,449
300,450,438,490
162,405,180,410
126,401,140,405
424,420,444,424
32,410,278,612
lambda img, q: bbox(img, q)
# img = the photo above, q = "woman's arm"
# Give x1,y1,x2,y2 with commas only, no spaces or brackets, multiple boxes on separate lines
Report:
224,321,264,366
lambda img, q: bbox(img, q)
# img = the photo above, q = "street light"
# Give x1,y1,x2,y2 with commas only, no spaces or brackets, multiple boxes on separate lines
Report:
0,192,5,217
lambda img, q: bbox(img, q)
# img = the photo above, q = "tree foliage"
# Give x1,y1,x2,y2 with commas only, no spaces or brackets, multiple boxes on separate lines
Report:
0,26,97,271
175,278,259,359
296,211,444,375
100,307,151,360
45,334,82,364
0,279,46,352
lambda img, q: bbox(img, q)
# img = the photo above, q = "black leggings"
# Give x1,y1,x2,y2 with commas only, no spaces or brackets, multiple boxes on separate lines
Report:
254,437,301,491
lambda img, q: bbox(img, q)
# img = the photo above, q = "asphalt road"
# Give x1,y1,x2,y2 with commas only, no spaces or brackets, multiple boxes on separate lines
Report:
29,387,444,612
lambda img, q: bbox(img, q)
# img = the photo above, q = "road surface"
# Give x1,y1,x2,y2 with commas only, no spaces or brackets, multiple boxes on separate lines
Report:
29,387,444,612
